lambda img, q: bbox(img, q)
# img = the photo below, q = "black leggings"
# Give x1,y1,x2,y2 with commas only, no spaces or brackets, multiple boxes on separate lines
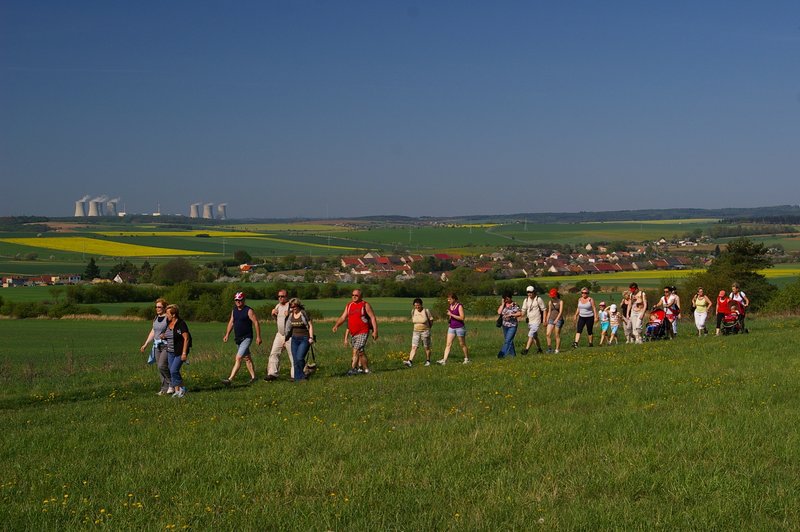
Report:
577,315,595,335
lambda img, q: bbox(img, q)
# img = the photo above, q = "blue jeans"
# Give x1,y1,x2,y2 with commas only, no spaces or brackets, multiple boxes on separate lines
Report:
168,352,184,387
499,325,517,357
290,336,310,381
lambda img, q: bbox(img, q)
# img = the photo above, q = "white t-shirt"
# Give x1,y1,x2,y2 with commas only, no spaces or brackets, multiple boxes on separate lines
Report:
522,296,547,325
274,302,290,335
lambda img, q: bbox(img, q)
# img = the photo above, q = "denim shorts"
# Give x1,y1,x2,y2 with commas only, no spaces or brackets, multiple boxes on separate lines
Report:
447,327,466,337
547,319,565,329
236,337,252,357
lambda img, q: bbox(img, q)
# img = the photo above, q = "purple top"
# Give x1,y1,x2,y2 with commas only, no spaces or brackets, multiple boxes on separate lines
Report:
448,303,465,329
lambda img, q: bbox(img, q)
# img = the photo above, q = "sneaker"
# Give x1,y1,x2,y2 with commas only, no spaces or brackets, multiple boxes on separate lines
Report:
346,368,359,376
221,378,231,385
424,360,431,367
521,348,529,355
497,351,505,359
264,375,277,381
437,359,446,365
572,342,578,348
357,368,365,374
546,348,553,354
403,360,412,367
363,368,371,374
156,390,166,396
588,343,593,347
554,349,560,354
462,358,470,364
166,387,175,394
536,348,543,354
172,389,185,398
249,378,257,384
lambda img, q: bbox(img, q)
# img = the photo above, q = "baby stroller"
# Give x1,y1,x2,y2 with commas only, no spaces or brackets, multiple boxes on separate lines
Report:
645,308,669,341
721,300,743,335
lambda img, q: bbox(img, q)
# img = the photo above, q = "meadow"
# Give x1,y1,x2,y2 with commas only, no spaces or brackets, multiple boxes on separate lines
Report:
2,317,800,529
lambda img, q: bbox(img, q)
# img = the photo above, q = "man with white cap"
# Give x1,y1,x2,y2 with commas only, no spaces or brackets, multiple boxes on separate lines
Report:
222,291,262,385
521,285,547,355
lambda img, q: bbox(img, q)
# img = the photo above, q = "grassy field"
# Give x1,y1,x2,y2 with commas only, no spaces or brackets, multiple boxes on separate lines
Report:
2,317,800,528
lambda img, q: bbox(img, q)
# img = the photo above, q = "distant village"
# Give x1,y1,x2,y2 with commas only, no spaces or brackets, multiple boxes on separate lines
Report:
2,238,714,288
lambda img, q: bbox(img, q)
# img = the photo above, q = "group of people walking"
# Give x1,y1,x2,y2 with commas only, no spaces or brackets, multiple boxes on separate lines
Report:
139,282,752,395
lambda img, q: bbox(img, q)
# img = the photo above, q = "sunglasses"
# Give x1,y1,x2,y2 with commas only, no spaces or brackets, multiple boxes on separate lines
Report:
278,295,287,298
155,305,163,309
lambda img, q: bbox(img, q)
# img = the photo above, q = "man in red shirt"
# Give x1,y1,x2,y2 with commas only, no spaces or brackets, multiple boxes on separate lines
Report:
333,289,378,375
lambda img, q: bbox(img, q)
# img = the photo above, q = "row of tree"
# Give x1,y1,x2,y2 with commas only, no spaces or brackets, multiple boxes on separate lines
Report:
3,238,798,320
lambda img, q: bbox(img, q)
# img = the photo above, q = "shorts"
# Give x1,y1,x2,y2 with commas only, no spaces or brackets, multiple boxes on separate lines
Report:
447,327,467,337
547,319,565,329
611,325,619,335
350,332,369,351
577,315,595,335
527,322,542,337
412,329,432,348
601,322,610,333
236,337,253,357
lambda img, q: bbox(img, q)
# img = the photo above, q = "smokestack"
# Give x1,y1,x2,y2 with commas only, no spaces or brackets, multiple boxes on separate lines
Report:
74,200,87,217
202,203,214,219
106,198,119,217
217,203,228,220
87,200,101,217
189,203,201,218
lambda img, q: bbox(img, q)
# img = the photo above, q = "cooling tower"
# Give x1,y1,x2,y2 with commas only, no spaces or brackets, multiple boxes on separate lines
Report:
189,203,201,218
217,203,228,220
74,201,87,217
106,199,119,217
87,201,102,217
202,203,214,219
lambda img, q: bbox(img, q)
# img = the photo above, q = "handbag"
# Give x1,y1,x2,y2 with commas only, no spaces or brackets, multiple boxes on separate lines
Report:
303,342,318,376
495,315,503,328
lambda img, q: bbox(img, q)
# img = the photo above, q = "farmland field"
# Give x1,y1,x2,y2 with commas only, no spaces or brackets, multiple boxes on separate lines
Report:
2,317,800,528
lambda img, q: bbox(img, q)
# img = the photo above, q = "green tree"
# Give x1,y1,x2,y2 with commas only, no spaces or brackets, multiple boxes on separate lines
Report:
152,258,198,286
84,257,101,279
233,249,253,264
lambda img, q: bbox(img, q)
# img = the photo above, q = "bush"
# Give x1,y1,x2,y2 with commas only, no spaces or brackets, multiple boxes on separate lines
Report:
764,276,800,314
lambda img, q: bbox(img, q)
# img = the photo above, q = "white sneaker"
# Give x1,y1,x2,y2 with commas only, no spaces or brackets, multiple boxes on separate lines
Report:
437,359,446,365
554,349,560,354
363,368,371,374
462,358,470,364
403,360,412,367
166,387,175,394
173,389,185,398
424,360,431,367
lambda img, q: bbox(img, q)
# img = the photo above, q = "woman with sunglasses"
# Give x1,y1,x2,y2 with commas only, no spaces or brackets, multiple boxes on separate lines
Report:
572,288,598,348
139,298,173,395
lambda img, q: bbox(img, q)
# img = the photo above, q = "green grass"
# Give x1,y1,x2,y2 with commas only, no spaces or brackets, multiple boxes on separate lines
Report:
1,317,799,528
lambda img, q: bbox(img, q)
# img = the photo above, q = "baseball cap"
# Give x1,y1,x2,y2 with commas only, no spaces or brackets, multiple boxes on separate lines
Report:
548,288,558,298
526,285,535,293
610,304,617,312
234,291,245,301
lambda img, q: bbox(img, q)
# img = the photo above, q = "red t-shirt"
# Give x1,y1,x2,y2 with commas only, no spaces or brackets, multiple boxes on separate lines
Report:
717,297,730,314
346,301,370,335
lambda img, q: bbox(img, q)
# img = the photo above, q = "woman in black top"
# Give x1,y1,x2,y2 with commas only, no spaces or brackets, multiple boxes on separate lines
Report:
165,304,191,398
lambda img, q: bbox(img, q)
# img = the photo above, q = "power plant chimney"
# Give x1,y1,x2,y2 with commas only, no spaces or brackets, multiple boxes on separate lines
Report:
87,200,101,217
189,203,201,218
202,203,214,219
217,203,228,220
106,199,119,217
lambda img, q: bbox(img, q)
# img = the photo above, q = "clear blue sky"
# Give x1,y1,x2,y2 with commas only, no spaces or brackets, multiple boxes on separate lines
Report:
1,1,799,218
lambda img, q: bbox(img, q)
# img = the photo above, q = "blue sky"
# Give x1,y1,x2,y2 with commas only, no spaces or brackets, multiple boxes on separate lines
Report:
1,1,799,218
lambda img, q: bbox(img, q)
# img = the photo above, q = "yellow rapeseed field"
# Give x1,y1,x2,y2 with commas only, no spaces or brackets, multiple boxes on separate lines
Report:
1,237,212,257
94,230,264,237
